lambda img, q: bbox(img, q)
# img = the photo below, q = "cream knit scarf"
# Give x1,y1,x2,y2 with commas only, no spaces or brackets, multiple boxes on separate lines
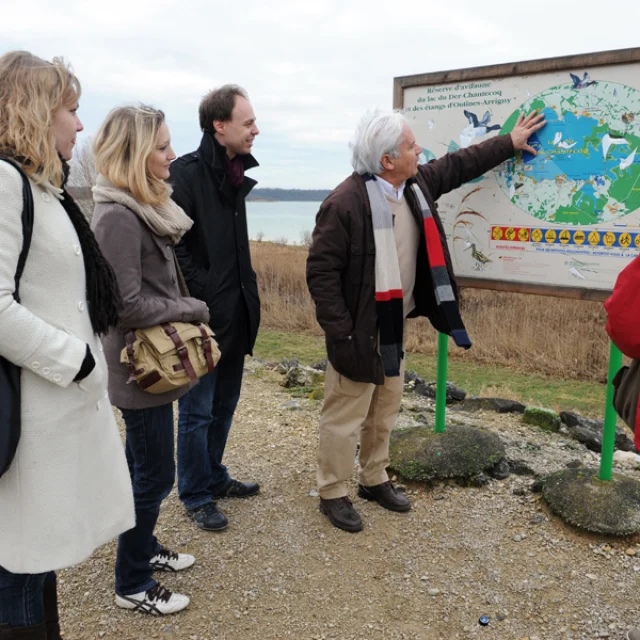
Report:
92,175,192,244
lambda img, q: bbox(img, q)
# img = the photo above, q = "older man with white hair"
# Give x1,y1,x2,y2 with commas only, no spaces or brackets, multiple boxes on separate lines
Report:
306,108,544,532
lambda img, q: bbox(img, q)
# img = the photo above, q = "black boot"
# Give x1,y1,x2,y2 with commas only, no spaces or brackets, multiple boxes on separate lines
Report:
0,622,47,639
43,577,62,640
358,481,411,512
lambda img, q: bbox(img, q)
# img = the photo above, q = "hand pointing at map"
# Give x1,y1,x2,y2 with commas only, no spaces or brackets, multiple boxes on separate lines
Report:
510,110,546,155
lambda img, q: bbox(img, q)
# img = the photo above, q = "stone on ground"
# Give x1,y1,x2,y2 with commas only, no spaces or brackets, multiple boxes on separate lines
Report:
542,466,640,535
281,365,325,389
560,411,635,452
389,424,506,482
414,381,467,404
523,407,561,432
454,397,526,414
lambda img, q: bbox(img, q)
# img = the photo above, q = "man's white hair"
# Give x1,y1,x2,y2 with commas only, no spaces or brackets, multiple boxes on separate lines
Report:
350,110,407,175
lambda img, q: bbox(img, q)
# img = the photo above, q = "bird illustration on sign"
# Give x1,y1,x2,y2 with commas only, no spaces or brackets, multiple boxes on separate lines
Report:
570,72,597,89
552,132,577,149
464,242,492,269
619,148,637,172
460,110,502,148
451,188,494,272
602,133,628,161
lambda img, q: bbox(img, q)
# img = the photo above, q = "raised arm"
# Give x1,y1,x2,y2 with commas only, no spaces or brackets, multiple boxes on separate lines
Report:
420,110,545,200
419,134,515,201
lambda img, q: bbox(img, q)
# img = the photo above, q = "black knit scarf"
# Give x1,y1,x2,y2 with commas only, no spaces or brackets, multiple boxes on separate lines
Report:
59,160,121,335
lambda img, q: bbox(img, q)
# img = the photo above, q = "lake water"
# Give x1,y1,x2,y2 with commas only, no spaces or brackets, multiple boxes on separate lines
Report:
246,201,321,244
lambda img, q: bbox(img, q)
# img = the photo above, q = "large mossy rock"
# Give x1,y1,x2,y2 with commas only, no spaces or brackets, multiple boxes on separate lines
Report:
523,407,561,432
542,467,640,535
389,424,506,482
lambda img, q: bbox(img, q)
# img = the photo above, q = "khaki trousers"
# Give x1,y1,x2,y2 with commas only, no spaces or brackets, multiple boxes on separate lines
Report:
317,360,405,499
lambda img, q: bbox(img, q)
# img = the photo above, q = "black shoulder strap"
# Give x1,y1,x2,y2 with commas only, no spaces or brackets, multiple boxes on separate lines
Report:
0,157,34,303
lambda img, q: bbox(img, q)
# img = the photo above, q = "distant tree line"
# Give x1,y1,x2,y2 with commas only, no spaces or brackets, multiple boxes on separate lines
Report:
247,188,330,202
66,138,331,211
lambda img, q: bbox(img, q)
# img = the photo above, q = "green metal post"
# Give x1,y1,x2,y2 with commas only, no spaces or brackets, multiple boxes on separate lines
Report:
435,332,449,433
599,341,623,481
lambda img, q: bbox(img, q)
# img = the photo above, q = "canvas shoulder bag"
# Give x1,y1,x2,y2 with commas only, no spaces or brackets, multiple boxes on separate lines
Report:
120,251,220,394
0,157,34,478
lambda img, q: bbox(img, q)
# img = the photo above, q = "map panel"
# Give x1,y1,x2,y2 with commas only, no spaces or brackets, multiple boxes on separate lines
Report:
495,81,640,226
400,54,640,294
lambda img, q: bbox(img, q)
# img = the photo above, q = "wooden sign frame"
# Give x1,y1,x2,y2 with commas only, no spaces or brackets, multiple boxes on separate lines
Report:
394,47,640,302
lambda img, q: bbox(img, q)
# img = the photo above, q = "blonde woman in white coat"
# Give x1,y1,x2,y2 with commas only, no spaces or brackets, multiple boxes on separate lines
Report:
0,52,135,639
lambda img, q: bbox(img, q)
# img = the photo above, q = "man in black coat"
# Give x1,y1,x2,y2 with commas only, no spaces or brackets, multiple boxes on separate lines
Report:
170,85,261,531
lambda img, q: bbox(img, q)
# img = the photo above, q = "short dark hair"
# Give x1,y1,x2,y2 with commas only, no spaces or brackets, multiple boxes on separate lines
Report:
199,84,249,133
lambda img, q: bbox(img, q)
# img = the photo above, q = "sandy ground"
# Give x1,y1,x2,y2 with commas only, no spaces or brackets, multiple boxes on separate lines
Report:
56,363,639,640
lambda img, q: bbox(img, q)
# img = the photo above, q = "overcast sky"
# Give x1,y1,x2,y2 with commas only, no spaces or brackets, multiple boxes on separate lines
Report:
2,0,639,188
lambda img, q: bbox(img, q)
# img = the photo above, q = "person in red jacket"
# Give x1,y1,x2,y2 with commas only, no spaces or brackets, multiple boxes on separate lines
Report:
306,108,544,532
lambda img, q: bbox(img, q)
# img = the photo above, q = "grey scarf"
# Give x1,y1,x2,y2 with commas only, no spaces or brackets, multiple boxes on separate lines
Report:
92,175,192,244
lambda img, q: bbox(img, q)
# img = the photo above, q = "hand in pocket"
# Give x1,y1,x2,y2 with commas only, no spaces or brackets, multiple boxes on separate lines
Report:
77,357,105,400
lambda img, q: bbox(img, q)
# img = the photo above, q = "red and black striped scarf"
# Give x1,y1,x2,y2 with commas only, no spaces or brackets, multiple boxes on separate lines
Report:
364,175,471,377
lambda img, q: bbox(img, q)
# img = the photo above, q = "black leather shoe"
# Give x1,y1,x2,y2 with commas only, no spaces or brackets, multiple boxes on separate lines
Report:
213,478,260,499
188,502,228,531
358,481,411,512
319,497,363,532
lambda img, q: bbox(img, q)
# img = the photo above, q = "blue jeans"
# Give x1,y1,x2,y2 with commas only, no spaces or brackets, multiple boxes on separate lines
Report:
0,566,55,625
177,350,245,511
115,404,174,596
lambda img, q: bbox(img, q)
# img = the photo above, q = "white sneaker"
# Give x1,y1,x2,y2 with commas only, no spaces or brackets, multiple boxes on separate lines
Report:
115,583,190,615
149,547,195,572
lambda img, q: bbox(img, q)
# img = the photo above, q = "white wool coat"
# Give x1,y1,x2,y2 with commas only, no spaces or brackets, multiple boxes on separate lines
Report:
0,161,135,574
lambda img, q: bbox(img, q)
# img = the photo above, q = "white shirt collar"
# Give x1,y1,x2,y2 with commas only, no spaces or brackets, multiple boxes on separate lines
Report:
41,181,64,201
375,175,405,200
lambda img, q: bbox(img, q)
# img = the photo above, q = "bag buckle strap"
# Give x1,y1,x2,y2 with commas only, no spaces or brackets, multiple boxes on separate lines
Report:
194,322,216,373
162,323,197,381
124,331,141,384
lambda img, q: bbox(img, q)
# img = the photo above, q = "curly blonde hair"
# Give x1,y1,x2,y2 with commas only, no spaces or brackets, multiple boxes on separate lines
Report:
0,51,81,187
93,105,170,207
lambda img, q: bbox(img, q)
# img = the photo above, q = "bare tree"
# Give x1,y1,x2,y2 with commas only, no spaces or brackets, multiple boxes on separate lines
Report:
255,230,265,242
300,229,313,249
67,137,96,220
68,137,97,187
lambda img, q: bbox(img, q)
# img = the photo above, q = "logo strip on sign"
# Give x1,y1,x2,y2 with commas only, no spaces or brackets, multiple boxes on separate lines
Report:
490,226,640,248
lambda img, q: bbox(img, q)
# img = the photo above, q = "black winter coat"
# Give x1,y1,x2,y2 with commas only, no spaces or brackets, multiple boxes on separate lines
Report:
170,132,261,359
306,134,515,385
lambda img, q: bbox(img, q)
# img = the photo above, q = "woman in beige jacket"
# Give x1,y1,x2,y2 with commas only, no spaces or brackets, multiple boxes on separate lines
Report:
92,105,209,616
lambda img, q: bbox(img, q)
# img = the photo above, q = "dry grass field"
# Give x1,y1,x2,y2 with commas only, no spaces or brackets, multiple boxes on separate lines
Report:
251,241,611,383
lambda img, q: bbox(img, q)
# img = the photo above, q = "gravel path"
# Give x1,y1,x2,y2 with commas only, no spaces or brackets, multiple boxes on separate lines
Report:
57,364,638,640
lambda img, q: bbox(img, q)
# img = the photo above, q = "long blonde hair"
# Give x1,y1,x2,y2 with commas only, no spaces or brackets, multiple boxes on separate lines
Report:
93,105,170,207
0,51,81,187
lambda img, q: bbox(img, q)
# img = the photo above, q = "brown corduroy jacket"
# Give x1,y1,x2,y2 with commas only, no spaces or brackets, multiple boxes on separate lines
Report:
306,134,515,385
